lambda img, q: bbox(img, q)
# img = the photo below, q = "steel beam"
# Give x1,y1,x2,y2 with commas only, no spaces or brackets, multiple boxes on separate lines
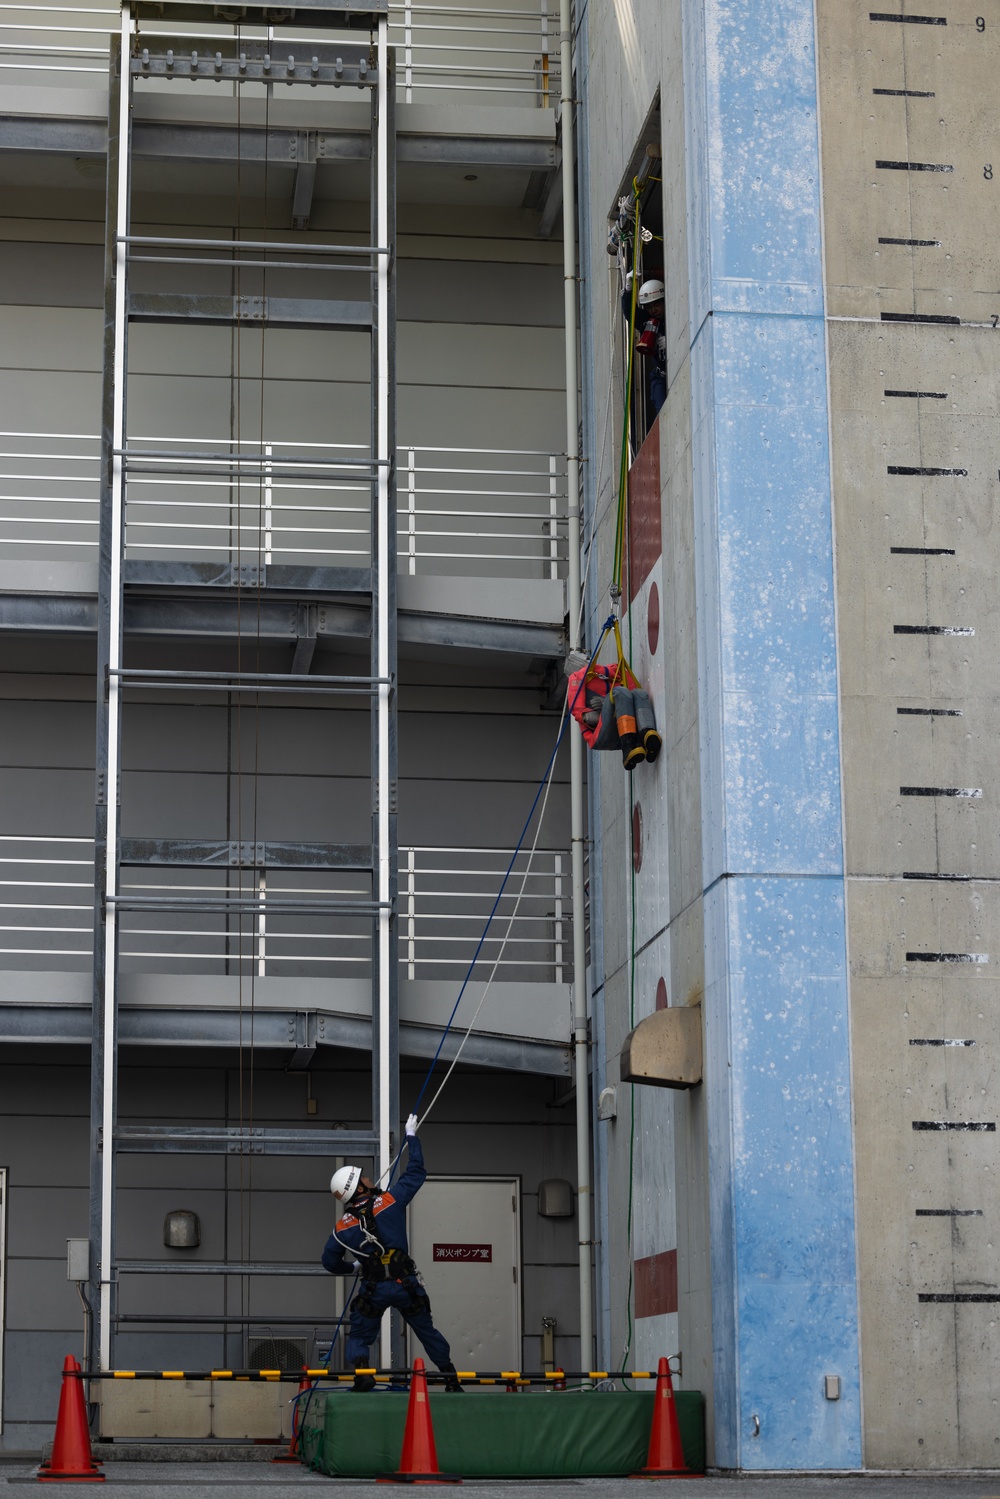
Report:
113,1125,379,1154
134,0,385,23
0,116,556,172
124,561,372,591
292,162,318,231
291,603,318,673
91,12,132,1375
0,589,564,658
285,1009,317,1069
537,156,563,239
371,21,398,1371
117,1262,332,1275
119,838,372,869
128,293,371,330
0,1004,572,1076
396,610,565,658
130,45,375,88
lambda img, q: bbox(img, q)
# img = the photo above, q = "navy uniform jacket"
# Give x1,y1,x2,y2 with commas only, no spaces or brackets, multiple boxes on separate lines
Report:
321,1135,426,1275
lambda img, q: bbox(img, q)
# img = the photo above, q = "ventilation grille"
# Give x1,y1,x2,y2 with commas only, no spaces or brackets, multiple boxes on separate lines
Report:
246,1333,310,1373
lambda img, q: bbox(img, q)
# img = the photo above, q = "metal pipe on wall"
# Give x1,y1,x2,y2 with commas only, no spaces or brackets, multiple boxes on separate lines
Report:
559,0,593,1371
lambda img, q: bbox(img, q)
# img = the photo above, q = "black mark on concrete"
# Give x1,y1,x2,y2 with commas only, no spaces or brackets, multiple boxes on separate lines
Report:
897,707,963,716
870,12,946,22
900,787,981,797
876,160,953,171
916,1209,983,1216
882,312,960,325
885,391,948,399
888,465,967,475
913,1121,995,1131
920,1293,1000,1303
894,624,973,634
905,951,988,962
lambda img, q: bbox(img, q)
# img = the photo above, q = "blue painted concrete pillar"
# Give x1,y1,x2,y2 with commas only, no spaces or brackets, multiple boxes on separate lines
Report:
682,0,863,1469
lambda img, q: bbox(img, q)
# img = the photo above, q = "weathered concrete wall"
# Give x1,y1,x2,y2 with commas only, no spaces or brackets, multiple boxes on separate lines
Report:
584,0,866,1470
580,0,713,1448
818,0,1000,1469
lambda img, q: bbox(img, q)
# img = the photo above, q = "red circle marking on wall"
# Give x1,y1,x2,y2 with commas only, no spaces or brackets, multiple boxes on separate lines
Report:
647,581,660,656
632,802,642,872
655,977,668,1011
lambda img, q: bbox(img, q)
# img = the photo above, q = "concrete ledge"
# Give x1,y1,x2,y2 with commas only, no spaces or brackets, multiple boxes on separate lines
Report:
87,1443,287,1462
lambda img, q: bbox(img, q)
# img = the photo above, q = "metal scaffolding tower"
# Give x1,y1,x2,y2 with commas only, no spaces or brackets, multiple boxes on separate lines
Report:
89,0,397,1371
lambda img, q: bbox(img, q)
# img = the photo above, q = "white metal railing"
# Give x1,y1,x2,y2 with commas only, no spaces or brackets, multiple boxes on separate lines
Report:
0,432,567,580
0,2,559,104
0,837,571,982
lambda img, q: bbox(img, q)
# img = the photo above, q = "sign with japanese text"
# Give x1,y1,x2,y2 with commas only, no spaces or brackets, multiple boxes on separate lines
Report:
432,1243,492,1263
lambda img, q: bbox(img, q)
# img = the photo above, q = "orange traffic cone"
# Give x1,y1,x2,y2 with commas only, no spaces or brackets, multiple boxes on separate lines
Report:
629,1356,692,1479
38,1356,104,1483
376,1358,461,1485
272,1367,313,1464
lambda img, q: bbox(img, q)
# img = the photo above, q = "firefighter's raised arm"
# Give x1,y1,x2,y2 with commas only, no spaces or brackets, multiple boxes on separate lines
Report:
392,1113,427,1208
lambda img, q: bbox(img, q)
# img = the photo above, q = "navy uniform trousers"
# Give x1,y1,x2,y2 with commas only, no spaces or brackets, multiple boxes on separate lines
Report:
346,1279,452,1369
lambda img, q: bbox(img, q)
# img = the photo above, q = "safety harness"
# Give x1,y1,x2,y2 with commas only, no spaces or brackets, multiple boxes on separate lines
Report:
349,1192,429,1319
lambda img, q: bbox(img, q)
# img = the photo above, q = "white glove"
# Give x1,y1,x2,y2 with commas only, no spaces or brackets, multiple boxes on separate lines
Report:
624,269,634,291
405,1112,418,1137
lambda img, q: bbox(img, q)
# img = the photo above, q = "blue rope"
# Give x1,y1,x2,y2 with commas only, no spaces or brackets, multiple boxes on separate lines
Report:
308,622,613,1420
386,619,615,1186
294,1270,360,1450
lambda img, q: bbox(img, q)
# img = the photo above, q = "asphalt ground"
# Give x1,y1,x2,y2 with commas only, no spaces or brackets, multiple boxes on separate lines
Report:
3,1464,1000,1497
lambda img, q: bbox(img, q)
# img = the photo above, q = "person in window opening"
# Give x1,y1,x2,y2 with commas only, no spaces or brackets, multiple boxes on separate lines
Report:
322,1112,463,1392
623,272,666,418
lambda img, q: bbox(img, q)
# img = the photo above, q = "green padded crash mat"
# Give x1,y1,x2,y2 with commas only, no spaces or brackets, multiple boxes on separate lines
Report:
300,1388,705,1478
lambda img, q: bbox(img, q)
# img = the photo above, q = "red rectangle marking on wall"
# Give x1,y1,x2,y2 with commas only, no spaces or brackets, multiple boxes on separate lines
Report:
432,1243,493,1262
634,1248,677,1318
626,421,662,605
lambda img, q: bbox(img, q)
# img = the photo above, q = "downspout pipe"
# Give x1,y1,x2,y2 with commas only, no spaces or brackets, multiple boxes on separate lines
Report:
560,0,593,1371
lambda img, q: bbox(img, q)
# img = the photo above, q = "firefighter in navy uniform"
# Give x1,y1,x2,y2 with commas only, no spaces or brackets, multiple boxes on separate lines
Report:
322,1112,463,1391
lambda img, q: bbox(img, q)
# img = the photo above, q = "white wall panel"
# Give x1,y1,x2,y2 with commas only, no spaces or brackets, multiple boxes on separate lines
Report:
123,705,228,773
397,322,563,391
5,1253,78,1362
5,1186,87,1258
0,768,92,833
0,1115,89,1184
0,701,93,767
0,306,99,370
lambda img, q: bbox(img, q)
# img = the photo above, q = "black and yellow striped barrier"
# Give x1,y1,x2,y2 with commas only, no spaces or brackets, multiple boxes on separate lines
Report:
65,1367,659,1383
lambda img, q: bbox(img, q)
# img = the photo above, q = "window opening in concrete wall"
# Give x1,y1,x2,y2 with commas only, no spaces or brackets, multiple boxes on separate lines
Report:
608,100,663,458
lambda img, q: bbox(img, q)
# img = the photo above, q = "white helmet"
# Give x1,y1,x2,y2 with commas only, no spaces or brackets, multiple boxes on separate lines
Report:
330,1165,361,1203
638,278,664,306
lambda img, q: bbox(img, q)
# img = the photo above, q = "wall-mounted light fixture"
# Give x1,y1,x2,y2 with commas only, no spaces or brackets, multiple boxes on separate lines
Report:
163,1209,201,1249
537,1179,574,1218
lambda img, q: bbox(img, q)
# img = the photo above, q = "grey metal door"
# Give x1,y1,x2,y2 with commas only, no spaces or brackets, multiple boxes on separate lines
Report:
407,1176,521,1374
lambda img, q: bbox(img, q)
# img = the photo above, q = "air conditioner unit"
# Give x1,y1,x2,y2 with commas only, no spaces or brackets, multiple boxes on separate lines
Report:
246,1332,311,1373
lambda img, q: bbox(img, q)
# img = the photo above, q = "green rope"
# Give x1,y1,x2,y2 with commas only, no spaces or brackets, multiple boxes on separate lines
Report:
618,303,640,1381
612,194,641,595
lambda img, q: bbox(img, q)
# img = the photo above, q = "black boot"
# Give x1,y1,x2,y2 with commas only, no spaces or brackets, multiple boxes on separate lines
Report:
634,689,662,765
352,1362,376,1392
441,1363,464,1393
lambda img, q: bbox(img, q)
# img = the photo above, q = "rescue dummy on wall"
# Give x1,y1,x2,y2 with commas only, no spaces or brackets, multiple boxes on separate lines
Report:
566,658,662,771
